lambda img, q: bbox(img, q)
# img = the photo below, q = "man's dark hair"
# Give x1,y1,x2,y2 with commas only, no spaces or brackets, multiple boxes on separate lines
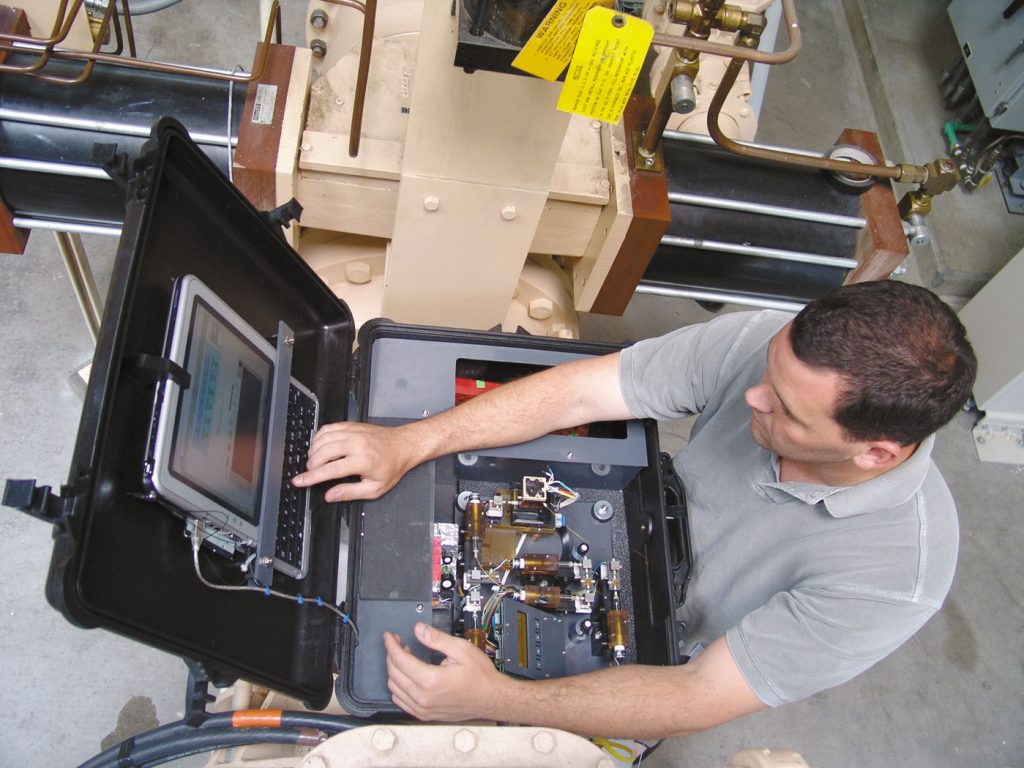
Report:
790,280,977,446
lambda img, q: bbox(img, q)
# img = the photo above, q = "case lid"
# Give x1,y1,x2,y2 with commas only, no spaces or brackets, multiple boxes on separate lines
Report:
43,119,353,707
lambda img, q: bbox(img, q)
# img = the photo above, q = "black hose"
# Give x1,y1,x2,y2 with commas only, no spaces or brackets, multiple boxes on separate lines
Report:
79,711,365,768
82,728,307,768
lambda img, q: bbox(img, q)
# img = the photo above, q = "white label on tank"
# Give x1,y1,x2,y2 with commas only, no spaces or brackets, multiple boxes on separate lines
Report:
251,84,278,125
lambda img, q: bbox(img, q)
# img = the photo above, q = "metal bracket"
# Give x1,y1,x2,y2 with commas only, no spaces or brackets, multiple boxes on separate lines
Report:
631,131,665,173
253,320,295,587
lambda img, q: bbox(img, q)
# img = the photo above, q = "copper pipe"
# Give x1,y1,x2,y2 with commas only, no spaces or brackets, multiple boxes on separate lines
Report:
31,0,116,85
652,0,801,65
0,0,279,85
320,0,367,10
0,0,81,75
349,0,377,157
641,0,732,156
707,55,911,182
120,0,137,58
0,0,73,44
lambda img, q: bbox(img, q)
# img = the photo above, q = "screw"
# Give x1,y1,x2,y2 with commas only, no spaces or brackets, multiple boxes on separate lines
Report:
310,9,328,29
501,205,517,221
416,603,424,613
423,196,440,212
422,409,430,417
258,556,274,566
284,334,295,346
310,39,327,59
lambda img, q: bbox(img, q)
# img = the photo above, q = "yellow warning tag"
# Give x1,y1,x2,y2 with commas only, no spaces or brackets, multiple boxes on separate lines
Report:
556,7,654,124
511,0,610,82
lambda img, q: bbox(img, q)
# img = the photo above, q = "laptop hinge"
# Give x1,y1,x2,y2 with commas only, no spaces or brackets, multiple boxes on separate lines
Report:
2,479,76,527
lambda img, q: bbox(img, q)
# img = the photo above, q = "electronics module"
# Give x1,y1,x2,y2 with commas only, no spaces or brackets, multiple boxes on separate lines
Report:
436,471,632,679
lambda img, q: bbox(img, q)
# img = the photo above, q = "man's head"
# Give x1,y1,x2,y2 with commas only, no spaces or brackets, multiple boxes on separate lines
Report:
788,280,976,446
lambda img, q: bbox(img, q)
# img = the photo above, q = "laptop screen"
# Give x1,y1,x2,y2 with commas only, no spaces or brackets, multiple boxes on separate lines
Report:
169,298,271,523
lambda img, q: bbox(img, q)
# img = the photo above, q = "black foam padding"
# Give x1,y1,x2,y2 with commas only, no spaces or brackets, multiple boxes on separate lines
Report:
357,461,435,602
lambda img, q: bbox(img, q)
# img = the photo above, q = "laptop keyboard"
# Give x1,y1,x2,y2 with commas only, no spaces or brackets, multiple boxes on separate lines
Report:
275,384,317,570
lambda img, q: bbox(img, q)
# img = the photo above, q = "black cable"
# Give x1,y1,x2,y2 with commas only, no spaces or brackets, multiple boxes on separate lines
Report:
79,711,365,768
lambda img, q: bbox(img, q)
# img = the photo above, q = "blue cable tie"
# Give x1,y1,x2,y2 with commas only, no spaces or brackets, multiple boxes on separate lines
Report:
263,586,271,597
297,593,304,605
316,596,324,607
342,614,350,624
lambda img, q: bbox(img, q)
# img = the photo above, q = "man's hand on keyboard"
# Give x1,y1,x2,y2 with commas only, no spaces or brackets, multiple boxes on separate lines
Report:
292,422,417,503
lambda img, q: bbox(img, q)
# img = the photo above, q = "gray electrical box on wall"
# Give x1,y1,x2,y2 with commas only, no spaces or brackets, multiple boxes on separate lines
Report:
960,246,1024,464
948,0,1024,132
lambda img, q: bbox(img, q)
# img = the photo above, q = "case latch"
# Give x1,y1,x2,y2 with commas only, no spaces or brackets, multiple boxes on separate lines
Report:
264,198,303,234
2,479,75,526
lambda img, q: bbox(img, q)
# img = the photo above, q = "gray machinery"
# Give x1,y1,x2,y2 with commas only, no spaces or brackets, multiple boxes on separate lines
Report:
943,0,1024,211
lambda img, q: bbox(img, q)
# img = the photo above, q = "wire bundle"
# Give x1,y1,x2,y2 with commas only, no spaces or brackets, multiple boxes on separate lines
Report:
191,523,359,642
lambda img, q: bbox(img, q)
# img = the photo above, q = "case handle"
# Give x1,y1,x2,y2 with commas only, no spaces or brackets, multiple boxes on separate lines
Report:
659,452,693,608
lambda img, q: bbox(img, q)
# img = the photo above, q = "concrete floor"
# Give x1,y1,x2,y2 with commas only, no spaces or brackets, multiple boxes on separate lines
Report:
1,2,1022,766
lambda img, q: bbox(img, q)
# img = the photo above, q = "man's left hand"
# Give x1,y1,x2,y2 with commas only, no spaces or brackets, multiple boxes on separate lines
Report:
384,621,511,722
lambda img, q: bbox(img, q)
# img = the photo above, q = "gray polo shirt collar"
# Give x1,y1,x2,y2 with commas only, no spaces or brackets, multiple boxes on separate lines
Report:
755,434,936,518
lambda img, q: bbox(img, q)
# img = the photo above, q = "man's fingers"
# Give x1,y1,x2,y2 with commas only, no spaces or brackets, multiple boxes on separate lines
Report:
412,621,469,657
385,631,439,681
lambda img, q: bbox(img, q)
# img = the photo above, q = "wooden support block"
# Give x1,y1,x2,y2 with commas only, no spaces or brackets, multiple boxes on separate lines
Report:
589,96,671,315
837,128,909,284
233,44,297,212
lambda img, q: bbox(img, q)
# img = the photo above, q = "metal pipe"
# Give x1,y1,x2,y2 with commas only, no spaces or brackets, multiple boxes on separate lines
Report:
651,0,801,65
0,0,75,45
0,1,279,85
707,55,918,182
52,231,103,344
668,191,867,228
13,217,122,237
0,108,239,147
662,129,825,158
30,0,116,86
0,157,111,178
660,235,858,269
636,282,806,312
120,0,137,59
349,0,377,157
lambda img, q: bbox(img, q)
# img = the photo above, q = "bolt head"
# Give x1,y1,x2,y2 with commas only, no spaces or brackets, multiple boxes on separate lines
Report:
344,260,372,285
370,727,395,751
528,297,553,320
532,731,556,754
453,729,477,754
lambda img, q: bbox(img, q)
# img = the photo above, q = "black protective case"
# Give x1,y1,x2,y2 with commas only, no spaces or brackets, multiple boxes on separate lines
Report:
4,119,684,713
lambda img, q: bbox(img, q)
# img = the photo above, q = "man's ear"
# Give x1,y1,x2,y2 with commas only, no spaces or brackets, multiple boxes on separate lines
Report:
852,440,914,471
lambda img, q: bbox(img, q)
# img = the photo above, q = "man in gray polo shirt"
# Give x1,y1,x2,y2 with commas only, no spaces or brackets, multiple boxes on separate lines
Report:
293,280,977,738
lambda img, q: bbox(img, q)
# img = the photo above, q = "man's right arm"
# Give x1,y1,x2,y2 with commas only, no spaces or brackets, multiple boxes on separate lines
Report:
292,352,629,503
